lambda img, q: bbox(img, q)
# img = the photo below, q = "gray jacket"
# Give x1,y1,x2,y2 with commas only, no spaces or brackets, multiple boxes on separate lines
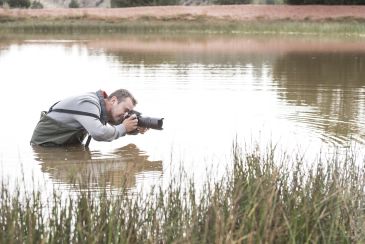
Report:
31,90,126,146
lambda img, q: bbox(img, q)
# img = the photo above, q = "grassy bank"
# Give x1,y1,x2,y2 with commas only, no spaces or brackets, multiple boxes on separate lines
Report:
1,145,365,243
1,18,365,36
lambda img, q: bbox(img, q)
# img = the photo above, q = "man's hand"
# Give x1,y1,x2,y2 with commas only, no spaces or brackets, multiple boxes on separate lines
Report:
122,114,138,133
137,127,149,134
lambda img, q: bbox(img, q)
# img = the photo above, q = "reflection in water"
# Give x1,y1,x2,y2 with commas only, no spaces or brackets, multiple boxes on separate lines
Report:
32,144,163,190
273,52,365,145
2,35,365,193
97,36,365,146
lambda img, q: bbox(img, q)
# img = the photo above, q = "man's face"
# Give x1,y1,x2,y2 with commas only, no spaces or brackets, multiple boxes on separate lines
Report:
109,97,135,125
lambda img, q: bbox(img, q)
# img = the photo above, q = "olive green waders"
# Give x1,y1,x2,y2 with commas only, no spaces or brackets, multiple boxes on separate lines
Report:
31,90,107,147
30,111,88,147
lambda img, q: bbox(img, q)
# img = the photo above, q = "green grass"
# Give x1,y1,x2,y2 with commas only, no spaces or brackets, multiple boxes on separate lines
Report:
1,143,365,243
1,19,365,36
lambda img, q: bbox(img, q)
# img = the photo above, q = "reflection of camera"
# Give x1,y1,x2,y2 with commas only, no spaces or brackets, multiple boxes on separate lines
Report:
125,110,164,131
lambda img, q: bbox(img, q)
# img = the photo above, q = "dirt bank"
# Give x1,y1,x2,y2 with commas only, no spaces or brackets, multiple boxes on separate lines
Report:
85,36,365,55
1,5,365,22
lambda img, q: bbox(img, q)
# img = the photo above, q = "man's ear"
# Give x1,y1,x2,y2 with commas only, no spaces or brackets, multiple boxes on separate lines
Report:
111,96,118,104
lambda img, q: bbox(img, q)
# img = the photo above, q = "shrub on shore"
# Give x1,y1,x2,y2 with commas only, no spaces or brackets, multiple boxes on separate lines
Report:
30,0,43,8
4,0,30,8
68,0,79,8
111,0,180,8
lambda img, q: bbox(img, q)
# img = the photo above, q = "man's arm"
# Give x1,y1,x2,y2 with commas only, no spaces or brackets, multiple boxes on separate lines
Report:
74,115,127,142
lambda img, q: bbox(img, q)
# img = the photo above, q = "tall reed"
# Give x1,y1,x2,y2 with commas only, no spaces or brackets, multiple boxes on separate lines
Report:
1,144,365,243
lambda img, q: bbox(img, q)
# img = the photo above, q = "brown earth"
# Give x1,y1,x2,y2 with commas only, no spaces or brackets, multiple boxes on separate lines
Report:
85,36,365,55
1,5,365,21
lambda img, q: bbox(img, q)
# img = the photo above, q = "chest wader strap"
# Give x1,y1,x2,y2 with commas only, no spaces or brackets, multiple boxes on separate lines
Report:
85,136,92,147
49,102,100,148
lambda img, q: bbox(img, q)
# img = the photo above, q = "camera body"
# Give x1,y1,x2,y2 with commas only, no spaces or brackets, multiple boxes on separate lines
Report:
125,110,164,131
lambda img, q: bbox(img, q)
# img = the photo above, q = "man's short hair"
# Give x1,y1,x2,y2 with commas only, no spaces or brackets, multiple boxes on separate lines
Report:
108,89,137,105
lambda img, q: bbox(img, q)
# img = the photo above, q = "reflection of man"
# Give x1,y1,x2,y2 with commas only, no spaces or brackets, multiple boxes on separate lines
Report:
30,89,148,146
32,144,163,189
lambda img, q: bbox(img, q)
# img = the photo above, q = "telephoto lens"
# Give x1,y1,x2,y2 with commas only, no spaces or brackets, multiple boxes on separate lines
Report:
138,116,164,130
125,110,164,130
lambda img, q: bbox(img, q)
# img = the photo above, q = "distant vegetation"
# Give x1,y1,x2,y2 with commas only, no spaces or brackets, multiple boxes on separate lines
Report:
110,0,365,7
1,0,364,9
111,0,253,8
1,0,44,8
285,0,365,3
214,0,250,4
111,0,261,7
30,0,43,8
5,0,30,8
68,0,80,8
111,0,178,8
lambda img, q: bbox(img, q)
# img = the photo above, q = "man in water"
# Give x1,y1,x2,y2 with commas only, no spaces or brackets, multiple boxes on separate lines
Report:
31,89,147,146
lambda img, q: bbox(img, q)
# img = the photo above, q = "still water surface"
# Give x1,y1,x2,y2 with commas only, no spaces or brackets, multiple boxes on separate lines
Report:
0,35,365,192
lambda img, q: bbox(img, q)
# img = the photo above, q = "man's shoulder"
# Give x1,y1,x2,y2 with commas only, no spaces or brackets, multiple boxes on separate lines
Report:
55,92,100,111
78,92,99,105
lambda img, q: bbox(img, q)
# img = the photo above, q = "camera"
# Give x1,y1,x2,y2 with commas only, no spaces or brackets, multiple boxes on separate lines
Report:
124,110,164,131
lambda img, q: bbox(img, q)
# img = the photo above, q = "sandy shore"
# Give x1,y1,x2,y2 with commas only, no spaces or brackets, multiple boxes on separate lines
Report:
84,36,365,54
1,5,365,21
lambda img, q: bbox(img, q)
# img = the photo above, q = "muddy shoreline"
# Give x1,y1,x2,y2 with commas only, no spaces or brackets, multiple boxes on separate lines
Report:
1,5,365,22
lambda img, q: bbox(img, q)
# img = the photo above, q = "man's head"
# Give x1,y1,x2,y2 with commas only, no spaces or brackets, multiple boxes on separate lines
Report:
105,89,137,125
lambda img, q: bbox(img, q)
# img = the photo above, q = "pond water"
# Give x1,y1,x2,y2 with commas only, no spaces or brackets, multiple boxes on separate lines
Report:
0,34,365,193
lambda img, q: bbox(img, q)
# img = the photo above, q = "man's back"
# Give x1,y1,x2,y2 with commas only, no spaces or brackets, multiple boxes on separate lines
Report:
31,90,127,146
